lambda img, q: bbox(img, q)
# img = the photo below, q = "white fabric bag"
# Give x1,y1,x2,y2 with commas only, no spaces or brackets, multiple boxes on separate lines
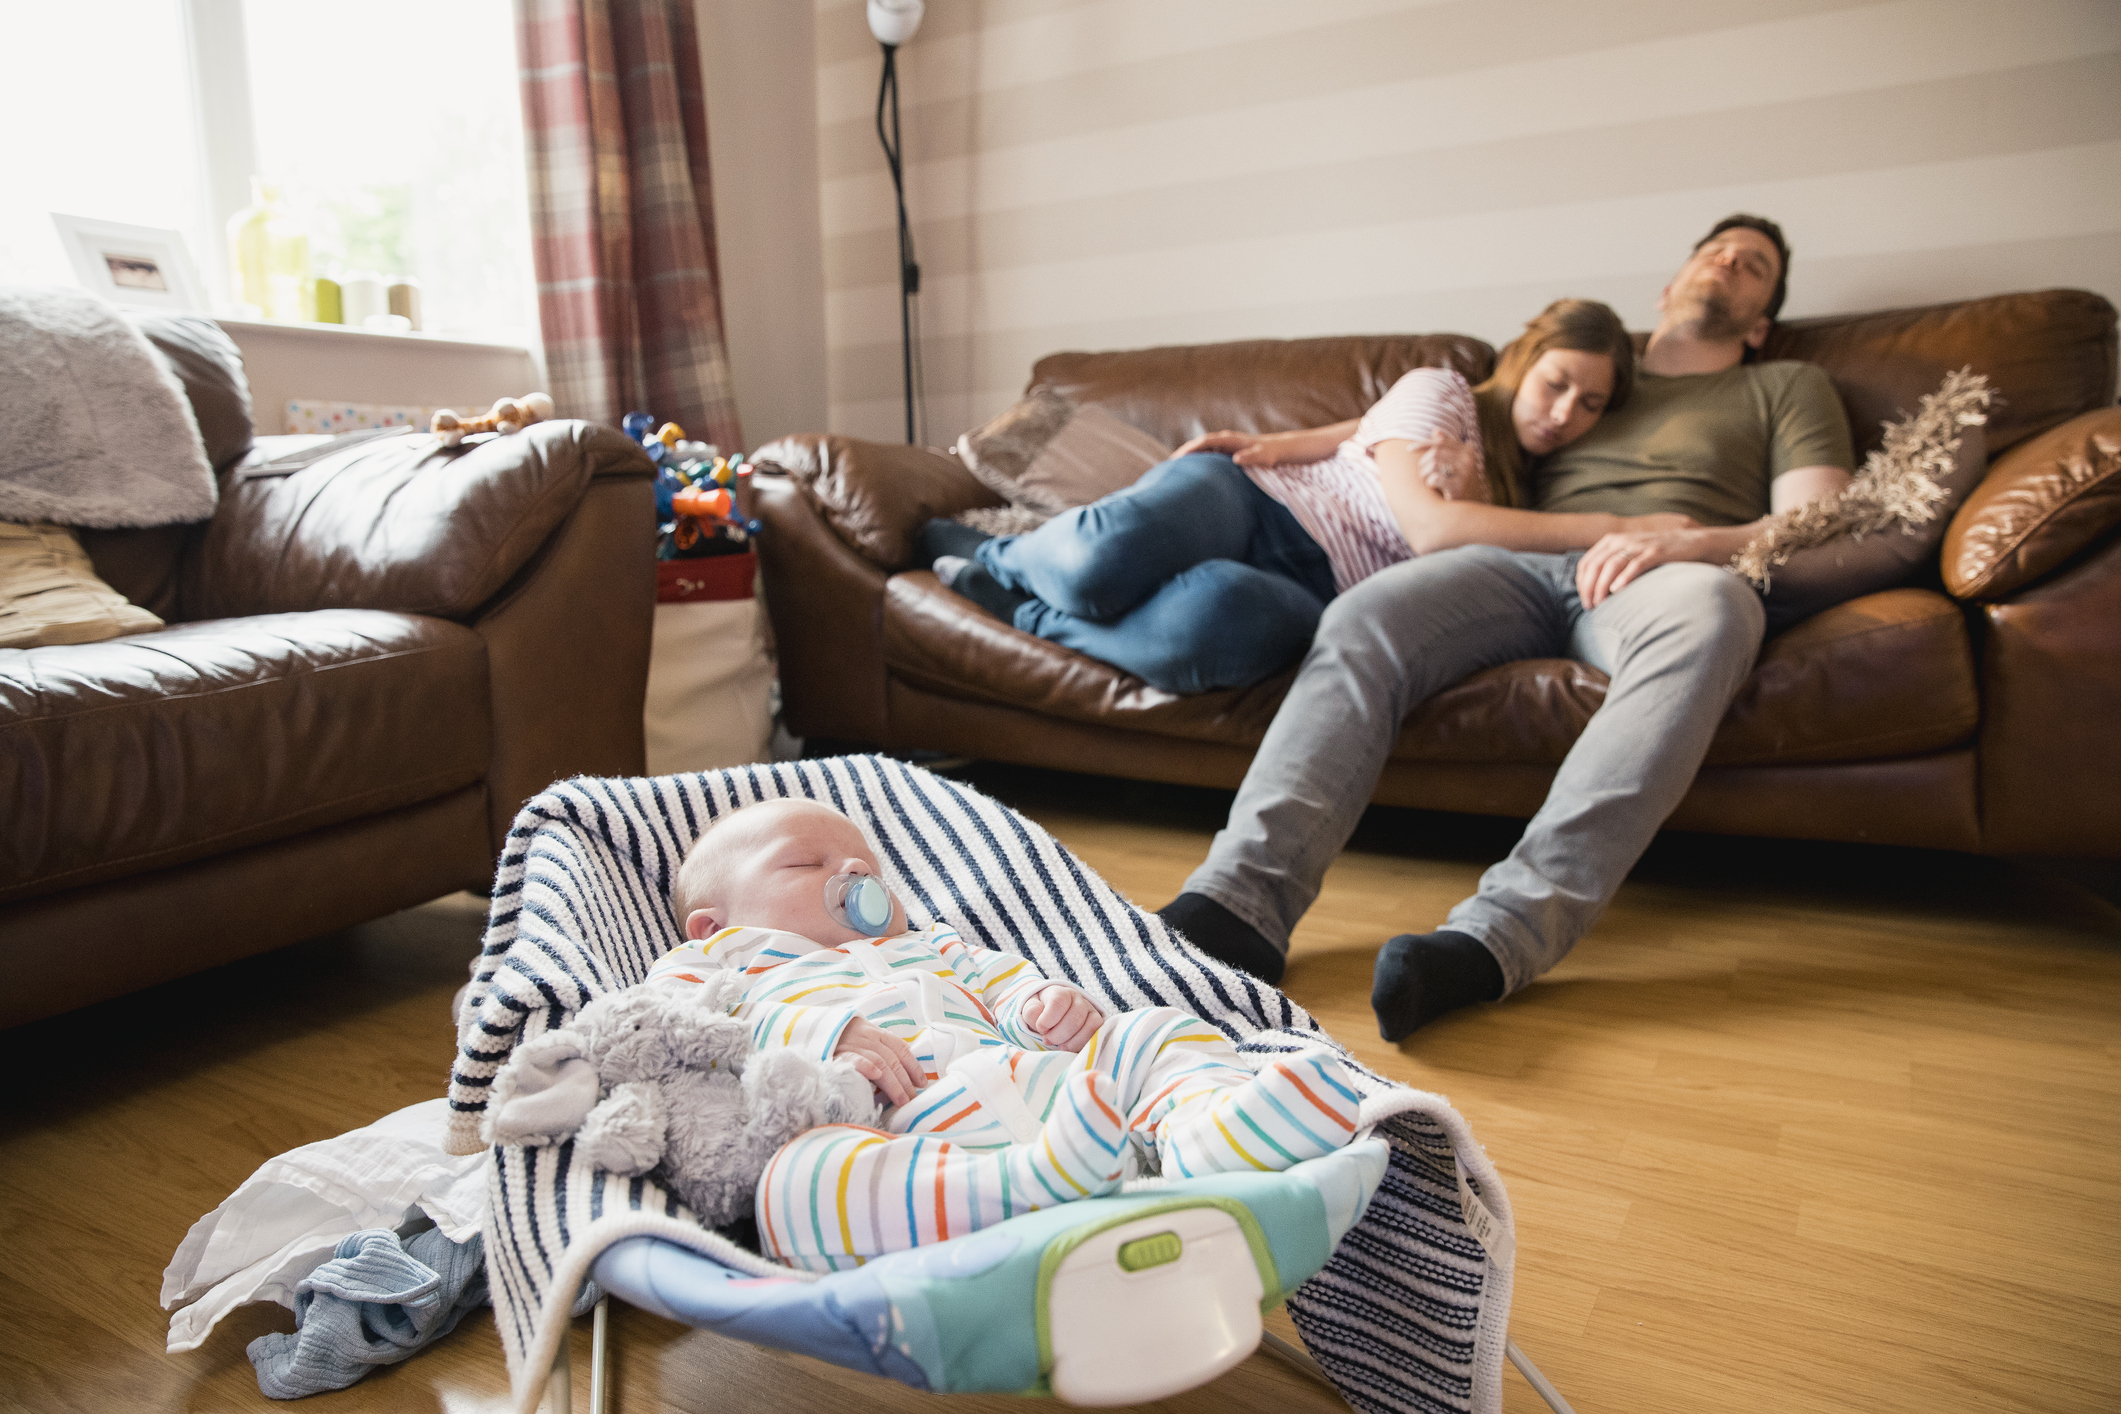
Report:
643,557,773,774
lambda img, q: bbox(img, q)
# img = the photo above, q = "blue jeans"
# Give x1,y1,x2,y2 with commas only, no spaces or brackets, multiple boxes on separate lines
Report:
974,453,1336,694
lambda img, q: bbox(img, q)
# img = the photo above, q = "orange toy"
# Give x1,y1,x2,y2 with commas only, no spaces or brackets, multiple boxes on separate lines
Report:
432,391,557,447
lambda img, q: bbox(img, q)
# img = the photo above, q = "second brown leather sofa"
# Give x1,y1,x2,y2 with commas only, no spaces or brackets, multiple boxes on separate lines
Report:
750,290,2121,861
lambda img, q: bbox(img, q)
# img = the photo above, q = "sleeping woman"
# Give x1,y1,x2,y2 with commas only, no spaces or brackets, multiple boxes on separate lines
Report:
920,298,1697,694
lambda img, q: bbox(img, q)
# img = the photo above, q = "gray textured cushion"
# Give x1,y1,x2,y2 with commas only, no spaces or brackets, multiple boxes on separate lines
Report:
955,388,1169,515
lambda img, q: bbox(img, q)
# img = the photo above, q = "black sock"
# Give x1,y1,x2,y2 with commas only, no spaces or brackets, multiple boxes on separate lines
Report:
937,559,1031,622
915,516,993,567
1157,892,1286,985
1371,930,1505,1042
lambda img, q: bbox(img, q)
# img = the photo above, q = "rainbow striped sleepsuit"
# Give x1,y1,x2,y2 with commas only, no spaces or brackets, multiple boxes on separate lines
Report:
647,922,1362,1272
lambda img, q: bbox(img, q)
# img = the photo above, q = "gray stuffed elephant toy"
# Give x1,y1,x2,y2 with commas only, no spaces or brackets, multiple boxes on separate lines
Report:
482,974,877,1226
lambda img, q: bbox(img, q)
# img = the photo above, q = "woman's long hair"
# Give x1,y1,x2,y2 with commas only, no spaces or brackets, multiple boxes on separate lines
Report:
1471,298,1635,506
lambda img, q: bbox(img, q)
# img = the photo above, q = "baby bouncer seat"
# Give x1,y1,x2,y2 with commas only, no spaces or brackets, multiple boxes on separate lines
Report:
449,757,1539,1414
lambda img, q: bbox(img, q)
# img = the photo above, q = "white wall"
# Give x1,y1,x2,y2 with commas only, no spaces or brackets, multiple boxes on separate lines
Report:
801,0,2121,444
696,0,831,449
220,321,539,438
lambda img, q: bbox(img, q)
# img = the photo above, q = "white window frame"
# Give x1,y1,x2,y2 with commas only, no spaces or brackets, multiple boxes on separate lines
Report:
179,0,259,316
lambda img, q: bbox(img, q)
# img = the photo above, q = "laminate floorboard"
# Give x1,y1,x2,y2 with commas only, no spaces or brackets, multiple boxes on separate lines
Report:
3,764,2116,1414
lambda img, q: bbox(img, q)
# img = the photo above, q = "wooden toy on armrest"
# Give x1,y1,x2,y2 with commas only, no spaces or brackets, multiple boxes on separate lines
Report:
431,391,556,447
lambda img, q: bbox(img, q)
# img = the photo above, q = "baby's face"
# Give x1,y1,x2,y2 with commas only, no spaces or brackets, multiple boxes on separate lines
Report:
684,799,906,945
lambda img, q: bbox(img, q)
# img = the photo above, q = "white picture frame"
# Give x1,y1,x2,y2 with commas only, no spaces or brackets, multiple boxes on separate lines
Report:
50,213,208,313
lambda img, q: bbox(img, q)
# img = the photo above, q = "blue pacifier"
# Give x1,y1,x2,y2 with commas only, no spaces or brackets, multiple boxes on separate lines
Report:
825,872,895,937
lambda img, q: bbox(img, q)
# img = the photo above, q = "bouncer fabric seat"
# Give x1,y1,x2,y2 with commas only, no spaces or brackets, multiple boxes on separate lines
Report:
447,756,1518,1414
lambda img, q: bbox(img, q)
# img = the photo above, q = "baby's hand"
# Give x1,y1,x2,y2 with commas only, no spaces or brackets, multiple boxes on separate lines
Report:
1022,985,1104,1053
834,1016,927,1107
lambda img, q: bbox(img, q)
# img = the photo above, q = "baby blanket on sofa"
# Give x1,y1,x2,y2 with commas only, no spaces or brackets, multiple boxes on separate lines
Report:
447,757,1517,1414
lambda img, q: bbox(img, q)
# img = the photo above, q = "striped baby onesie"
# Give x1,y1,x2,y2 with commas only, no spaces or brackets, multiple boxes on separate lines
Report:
648,920,1059,1079
646,924,1362,1272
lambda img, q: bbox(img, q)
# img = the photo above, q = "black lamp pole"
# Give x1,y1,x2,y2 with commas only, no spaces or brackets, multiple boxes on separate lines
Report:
875,43,918,444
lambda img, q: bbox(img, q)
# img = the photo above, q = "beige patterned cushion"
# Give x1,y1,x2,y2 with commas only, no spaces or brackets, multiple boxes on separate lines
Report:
0,521,163,648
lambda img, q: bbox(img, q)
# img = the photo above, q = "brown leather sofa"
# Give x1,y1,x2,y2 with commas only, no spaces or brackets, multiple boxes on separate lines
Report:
750,289,2120,860
1,318,656,1027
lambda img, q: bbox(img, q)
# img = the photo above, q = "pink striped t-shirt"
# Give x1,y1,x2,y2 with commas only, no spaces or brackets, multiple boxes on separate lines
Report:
1242,366,1480,594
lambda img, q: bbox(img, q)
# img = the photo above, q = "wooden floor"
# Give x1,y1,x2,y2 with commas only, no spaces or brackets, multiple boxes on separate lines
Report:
4,763,2118,1414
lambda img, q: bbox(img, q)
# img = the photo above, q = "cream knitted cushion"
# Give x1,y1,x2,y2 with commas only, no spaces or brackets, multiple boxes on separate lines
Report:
0,520,163,648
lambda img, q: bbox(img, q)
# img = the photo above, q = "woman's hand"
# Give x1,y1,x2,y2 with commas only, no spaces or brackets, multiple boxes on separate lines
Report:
1625,512,1700,534
1412,437,1490,503
1173,429,1265,461
1174,423,1352,468
833,1016,928,1106
1574,526,1715,608
1021,985,1105,1053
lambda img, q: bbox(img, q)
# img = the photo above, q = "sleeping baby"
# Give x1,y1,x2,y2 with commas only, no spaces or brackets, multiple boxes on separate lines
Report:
647,796,1361,1272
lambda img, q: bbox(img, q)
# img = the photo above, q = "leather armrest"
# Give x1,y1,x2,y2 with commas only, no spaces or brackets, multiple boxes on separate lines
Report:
752,471,893,743
1943,407,2121,600
750,434,1000,571
179,420,653,622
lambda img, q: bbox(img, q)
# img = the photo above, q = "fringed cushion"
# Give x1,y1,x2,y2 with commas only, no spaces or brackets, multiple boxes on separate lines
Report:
1732,370,1992,631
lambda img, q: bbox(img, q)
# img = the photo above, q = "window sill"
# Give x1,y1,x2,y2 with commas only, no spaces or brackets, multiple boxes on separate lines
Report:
214,317,533,357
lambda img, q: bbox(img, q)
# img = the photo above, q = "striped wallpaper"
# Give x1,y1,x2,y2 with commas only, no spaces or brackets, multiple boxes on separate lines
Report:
792,0,2121,444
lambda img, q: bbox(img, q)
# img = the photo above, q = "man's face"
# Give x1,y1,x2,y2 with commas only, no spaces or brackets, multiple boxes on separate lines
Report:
683,799,906,944
1657,227,1782,347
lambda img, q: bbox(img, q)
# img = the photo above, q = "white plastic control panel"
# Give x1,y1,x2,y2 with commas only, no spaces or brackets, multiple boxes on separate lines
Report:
1044,1207,1266,1406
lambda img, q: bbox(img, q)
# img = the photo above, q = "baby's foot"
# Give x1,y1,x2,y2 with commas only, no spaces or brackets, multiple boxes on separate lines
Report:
1158,1049,1361,1178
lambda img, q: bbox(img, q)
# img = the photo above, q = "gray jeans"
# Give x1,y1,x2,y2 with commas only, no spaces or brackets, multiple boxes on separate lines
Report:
1182,545,1766,993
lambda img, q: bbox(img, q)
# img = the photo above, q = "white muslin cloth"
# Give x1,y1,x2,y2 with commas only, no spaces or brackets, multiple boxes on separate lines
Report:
162,1098,486,1353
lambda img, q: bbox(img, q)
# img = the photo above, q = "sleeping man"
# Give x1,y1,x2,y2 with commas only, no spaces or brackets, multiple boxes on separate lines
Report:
648,796,1362,1272
1160,214,1856,1041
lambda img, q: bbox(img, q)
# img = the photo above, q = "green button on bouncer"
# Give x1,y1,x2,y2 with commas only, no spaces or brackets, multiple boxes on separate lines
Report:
1116,1231,1183,1272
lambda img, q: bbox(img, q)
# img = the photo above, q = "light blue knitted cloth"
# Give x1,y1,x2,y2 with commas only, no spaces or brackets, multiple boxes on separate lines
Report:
247,1226,488,1399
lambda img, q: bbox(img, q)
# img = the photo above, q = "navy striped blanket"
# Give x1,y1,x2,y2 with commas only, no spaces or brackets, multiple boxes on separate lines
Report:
446,757,1515,1414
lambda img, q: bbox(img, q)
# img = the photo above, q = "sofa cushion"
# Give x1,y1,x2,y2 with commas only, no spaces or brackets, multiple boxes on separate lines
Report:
956,389,1170,515
884,574,1976,769
180,420,652,623
1,609,490,904
1764,289,2116,458
1030,333,1495,449
1744,396,1988,634
884,571,1291,745
752,435,1003,573
132,313,254,473
1942,407,2121,601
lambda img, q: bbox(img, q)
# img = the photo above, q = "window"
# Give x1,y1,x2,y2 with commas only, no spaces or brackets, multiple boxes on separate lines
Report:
0,5,203,287
0,0,538,348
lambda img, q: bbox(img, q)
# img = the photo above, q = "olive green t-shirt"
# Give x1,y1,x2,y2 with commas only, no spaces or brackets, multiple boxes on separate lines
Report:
1533,360,1852,526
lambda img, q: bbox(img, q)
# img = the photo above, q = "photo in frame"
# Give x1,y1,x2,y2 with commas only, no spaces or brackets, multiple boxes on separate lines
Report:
50,213,207,313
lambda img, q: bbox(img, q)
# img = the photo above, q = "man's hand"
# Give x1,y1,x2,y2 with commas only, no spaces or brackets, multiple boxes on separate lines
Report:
1020,985,1105,1053
833,1016,927,1107
1413,437,1489,503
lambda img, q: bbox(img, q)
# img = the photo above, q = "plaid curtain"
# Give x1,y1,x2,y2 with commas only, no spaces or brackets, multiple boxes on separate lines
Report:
516,0,742,453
